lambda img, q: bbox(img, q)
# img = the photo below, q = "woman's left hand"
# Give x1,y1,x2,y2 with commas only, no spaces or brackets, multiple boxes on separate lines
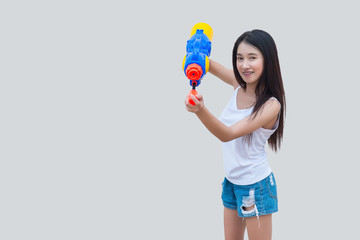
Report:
185,93,204,113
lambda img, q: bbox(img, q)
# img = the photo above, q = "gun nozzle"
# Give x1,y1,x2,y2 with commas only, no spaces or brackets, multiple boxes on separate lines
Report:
185,63,203,81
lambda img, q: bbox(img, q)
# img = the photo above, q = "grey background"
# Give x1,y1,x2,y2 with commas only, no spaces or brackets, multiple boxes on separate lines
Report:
1,0,359,239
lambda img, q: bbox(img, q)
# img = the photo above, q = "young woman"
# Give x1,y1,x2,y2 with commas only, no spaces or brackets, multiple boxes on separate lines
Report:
185,29,285,240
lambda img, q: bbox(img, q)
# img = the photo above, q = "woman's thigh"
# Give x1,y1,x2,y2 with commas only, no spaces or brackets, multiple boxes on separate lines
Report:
224,207,246,240
245,214,272,240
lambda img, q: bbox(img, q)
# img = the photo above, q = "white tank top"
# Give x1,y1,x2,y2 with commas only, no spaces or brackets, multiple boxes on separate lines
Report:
219,87,279,185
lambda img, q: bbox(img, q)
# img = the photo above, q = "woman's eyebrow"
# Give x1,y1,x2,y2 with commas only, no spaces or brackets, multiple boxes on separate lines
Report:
237,53,258,56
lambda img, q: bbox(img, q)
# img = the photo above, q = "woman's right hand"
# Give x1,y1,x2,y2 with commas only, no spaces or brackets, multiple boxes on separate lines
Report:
185,93,204,114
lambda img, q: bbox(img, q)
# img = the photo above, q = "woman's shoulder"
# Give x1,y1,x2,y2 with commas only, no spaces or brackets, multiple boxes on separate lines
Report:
264,97,281,112
267,97,280,106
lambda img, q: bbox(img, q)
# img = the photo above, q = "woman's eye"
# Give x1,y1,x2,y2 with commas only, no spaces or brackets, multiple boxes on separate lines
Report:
250,57,256,60
237,57,243,61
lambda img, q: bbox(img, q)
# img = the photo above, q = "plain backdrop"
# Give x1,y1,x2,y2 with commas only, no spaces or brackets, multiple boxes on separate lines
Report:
1,0,359,239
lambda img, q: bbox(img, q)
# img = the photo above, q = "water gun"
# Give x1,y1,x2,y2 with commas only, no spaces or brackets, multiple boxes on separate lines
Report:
183,23,213,105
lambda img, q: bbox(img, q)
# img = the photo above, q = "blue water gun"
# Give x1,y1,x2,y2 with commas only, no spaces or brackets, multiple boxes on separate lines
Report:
183,23,213,105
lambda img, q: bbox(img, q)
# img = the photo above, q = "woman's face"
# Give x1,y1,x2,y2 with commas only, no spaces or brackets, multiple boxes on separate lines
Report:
236,41,264,86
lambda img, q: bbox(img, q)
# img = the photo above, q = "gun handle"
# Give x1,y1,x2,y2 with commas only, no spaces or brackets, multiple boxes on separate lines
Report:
188,89,199,105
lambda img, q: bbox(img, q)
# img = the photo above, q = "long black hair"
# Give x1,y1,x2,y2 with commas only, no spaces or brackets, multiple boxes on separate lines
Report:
232,29,286,151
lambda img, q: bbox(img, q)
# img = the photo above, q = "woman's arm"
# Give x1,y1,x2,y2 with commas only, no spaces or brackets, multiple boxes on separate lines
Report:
209,59,239,89
186,95,280,142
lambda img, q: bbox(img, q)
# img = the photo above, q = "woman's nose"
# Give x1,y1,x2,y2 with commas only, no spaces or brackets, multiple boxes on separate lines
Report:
241,59,250,68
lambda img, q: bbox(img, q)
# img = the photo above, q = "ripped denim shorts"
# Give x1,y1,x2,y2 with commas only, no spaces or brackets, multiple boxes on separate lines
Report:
221,173,278,218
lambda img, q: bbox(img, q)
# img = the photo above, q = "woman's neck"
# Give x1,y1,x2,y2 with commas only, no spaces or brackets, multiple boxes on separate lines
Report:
244,83,257,96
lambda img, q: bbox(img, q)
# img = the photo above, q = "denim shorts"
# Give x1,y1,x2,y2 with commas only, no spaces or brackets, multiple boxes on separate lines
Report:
221,173,278,218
